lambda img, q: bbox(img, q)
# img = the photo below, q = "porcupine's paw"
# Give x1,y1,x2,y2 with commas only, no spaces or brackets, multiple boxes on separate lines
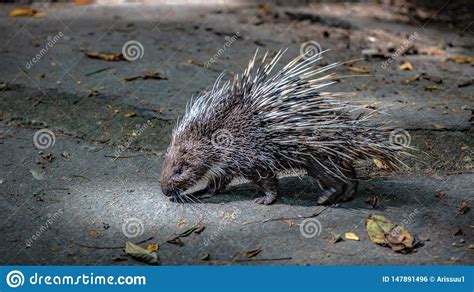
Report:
317,181,357,205
254,193,277,205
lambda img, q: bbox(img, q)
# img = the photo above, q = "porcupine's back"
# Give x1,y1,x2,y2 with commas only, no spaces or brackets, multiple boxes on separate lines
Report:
176,50,410,178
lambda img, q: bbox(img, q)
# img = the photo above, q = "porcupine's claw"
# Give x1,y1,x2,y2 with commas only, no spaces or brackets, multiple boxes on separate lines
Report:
252,176,279,205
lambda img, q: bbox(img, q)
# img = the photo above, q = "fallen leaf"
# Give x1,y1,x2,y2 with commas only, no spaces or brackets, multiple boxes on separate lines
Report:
258,5,272,15
61,151,70,159
245,248,262,258
399,62,413,71
74,0,93,5
123,71,168,82
166,236,183,246
424,48,444,56
146,243,159,252
453,229,463,236
435,191,445,199
125,112,136,118
177,224,202,237
42,153,54,163
281,219,294,227
194,225,206,234
364,103,378,109
200,253,210,261
125,241,159,265
424,85,443,91
347,65,370,74
433,123,447,129
85,51,126,61
403,74,421,84
344,232,360,241
444,56,474,65
330,233,343,244
366,196,380,208
459,201,470,215
9,6,44,17
89,230,100,238
176,219,187,229
468,244,474,249
366,214,414,253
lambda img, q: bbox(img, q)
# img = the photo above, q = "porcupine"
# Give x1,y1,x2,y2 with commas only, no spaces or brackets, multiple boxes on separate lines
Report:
160,49,409,205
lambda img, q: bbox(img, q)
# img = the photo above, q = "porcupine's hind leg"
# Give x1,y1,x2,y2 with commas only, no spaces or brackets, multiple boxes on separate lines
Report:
306,162,358,205
251,174,279,205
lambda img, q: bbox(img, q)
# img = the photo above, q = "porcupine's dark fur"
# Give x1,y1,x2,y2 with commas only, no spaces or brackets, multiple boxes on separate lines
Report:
160,49,410,205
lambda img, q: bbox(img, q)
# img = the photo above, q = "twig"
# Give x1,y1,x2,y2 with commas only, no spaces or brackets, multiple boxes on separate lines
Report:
85,67,111,77
242,205,331,225
234,257,292,262
69,236,154,250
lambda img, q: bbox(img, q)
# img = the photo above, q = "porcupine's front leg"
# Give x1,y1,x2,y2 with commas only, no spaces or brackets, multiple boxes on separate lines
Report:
190,175,232,199
307,162,358,205
251,175,279,205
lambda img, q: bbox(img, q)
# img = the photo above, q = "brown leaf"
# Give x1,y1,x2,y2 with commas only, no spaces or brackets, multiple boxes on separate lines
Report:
74,0,93,5
9,7,44,17
399,62,413,71
245,248,262,258
366,196,380,208
125,241,159,265
42,153,54,163
459,201,470,215
166,236,183,246
366,215,414,253
85,51,126,61
435,191,445,199
123,71,167,82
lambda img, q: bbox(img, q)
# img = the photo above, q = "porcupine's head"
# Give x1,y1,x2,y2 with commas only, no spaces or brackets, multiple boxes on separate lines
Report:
159,85,230,200
160,128,216,199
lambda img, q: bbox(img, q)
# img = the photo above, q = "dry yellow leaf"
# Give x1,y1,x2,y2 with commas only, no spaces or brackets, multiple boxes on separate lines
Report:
444,56,474,65
9,6,43,17
146,243,159,252
399,62,413,71
347,66,370,74
424,85,443,91
85,51,125,61
345,232,360,241
125,112,136,118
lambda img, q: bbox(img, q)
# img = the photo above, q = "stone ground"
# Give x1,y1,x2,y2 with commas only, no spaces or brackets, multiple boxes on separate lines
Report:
0,0,473,265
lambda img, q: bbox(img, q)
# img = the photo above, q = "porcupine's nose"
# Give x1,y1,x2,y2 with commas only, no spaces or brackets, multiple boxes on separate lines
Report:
160,182,173,197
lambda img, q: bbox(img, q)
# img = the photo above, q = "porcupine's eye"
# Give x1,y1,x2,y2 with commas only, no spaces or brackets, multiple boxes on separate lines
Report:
174,166,183,176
